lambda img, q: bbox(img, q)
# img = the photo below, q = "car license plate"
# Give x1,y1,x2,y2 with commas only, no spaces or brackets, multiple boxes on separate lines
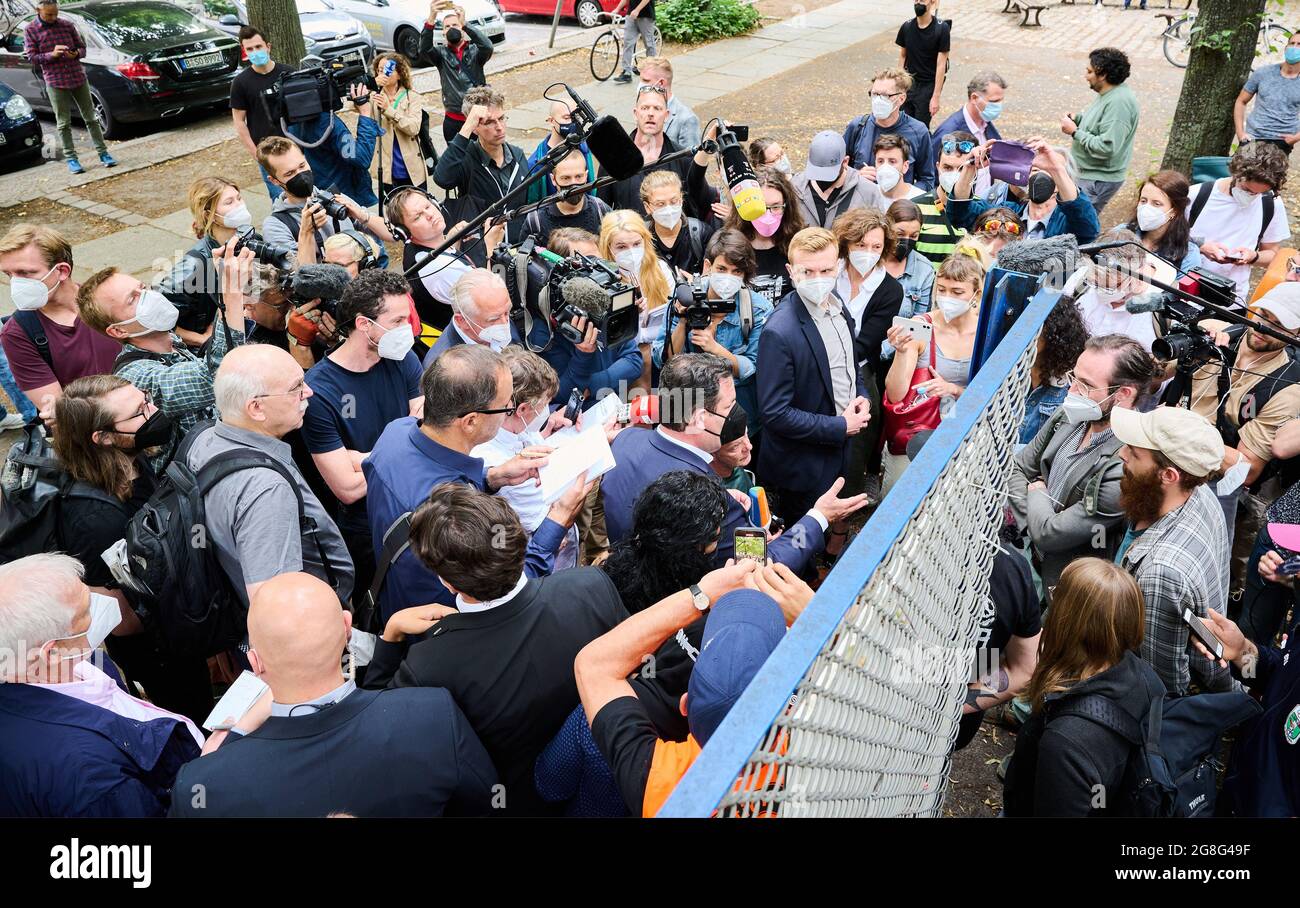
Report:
339,50,362,65
181,52,223,70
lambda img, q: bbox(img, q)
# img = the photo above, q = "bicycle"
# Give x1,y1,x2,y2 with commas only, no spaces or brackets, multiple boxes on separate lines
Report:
1161,10,1292,68
589,12,665,81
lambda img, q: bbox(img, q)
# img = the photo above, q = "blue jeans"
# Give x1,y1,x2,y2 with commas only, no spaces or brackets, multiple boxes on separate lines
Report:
0,343,37,422
1234,523,1300,646
261,165,283,201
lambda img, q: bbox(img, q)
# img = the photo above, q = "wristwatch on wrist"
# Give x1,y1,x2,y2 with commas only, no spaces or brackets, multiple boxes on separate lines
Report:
688,584,710,612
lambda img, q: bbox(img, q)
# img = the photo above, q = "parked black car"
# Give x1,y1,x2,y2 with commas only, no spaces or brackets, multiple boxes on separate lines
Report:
0,0,241,138
0,80,42,169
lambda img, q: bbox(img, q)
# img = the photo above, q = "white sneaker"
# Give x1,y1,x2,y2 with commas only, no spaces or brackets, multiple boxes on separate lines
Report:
0,413,25,430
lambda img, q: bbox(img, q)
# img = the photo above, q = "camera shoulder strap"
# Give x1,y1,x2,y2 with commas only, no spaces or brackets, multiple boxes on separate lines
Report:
739,289,754,343
272,209,301,237
11,310,53,372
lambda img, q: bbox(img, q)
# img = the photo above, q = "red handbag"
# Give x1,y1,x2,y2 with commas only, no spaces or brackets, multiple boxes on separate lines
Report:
880,316,943,456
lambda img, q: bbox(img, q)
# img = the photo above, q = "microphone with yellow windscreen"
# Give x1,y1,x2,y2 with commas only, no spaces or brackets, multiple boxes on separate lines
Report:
717,127,767,222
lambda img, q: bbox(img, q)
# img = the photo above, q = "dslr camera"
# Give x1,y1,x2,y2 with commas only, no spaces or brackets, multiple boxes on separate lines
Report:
673,279,736,331
309,188,350,222
232,225,294,271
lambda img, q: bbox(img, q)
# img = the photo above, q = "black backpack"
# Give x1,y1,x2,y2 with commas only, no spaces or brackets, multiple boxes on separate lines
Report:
1004,659,1261,817
123,421,340,658
0,424,127,563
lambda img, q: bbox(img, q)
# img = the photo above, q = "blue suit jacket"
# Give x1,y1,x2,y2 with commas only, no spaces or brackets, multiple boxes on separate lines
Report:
169,687,497,817
421,322,524,371
602,426,823,572
930,108,1002,170
756,291,868,495
0,683,198,817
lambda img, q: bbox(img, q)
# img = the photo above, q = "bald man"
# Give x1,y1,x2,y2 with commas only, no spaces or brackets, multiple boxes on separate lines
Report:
524,100,597,202
170,573,496,817
184,344,354,616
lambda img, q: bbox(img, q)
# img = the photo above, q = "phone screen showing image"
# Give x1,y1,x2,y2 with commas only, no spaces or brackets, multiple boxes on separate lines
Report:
735,529,767,563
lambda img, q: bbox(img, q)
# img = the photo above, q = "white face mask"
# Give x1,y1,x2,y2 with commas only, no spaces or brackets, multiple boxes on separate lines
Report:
1093,285,1128,306
479,322,512,351
1217,457,1251,496
9,264,62,311
220,203,252,230
524,401,549,436
614,246,645,274
938,170,961,195
849,249,880,275
1060,391,1105,425
46,592,121,663
111,289,179,337
366,317,415,361
651,205,682,229
773,155,792,174
936,294,970,321
871,95,895,120
707,272,743,299
1135,203,1169,233
876,163,901,193
1231,185,1261,208
795,276,836,307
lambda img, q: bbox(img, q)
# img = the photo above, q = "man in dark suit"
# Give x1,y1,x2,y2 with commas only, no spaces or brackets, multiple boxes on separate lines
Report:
421,268,521,369
365,484,628,816
602,353,867,570
758,227,874,527
170,572,496,817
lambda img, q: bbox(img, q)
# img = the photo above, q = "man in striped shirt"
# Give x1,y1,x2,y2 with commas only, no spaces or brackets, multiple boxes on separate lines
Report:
911,129,973,266
24,0,114,174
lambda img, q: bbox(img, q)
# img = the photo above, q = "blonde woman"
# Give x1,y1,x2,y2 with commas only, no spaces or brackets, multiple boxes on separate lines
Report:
370,52,428,197
1003,557,1151,817
599,210,673,390
156,177,250,346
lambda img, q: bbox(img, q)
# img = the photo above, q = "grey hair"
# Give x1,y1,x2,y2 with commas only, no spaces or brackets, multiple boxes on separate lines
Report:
213,355,270,418
0,553,84,673
242,263,283,303
451,268,506,323
422,343,504,427
966,71,1007,97
462,85,506,116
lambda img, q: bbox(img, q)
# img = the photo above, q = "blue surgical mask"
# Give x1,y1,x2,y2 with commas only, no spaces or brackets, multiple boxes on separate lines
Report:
981,100,1003,121
1287,47,1300,65
248,49,271,67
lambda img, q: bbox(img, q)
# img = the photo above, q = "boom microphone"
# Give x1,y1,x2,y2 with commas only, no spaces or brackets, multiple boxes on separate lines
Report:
716,127,765,222
994,233,1080,277
560,276,611,321
284,262,352,302
562,83,642,181
1125,291,1167,315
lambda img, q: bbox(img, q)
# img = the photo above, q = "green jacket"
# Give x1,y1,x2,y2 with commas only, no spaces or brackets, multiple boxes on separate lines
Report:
1070,83,1140,182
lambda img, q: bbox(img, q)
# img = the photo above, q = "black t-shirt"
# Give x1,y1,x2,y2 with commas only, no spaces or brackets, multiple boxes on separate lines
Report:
404,242,456,330
590,695,661,816
529,201,606,246
230,63,291,145
651,217,710,276
895,17,950,85
753,244,788,280
60,467,155,589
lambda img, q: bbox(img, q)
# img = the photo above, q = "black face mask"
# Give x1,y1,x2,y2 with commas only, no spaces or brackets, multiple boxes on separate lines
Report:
813,177,840,196
446,27,462,45
119,409,176,452
284,170,315,198
894,237,916,260
914,2,928,15
1026,172,1056,205
705,401,748,445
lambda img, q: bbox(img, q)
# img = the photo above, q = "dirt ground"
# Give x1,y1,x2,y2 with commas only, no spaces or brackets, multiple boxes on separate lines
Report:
73,137,265,218
0,196,125,246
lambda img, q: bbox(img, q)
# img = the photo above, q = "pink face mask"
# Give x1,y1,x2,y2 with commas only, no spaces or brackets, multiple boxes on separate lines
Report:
753,209,783,237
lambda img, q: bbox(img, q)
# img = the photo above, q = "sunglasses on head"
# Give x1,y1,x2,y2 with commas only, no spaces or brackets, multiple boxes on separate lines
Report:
942,140,977,155
978,219,1022,237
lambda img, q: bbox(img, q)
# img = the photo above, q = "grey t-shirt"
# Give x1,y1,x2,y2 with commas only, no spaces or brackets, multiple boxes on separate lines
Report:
186,422,355,607
1245,64,1300,139
802,296,855,414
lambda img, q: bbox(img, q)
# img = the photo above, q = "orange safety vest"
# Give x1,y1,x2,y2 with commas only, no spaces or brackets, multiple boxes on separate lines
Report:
643,729,789,818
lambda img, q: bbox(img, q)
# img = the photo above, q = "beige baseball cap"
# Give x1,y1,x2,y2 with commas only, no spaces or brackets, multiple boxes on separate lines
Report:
1111,406,1224,478
1254,281,1300,331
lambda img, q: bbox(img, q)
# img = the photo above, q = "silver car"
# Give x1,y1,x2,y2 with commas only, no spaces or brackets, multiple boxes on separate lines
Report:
188,0,376,67
328,0,505,61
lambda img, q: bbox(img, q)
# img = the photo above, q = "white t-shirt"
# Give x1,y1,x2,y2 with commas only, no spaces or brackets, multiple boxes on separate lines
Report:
418,252,470,309
473,425,578,569
1186,181,1291,300
1077,286,1158,351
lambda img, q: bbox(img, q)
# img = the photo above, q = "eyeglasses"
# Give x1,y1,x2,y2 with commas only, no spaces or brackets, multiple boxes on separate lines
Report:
942,140,977,155
636,84,667,96
254,379,309,401
870,91,903,100
764,203,785,214
1063,370,1119,396
107,391,158,429
459,401,518,418
978,219,1023,237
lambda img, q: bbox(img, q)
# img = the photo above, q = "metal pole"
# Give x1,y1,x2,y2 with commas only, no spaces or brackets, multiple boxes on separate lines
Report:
549,0,562,47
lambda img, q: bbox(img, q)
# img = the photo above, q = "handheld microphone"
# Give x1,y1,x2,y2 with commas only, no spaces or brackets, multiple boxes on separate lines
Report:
1124,291,1167,315
625,392,658,425
716,127,765,222
284,263,352,302
560,83,642,181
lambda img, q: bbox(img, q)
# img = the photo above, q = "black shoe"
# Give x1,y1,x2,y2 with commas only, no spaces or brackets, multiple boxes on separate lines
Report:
613,72,632,84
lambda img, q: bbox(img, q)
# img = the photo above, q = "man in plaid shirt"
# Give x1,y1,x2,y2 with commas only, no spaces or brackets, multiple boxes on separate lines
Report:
1112,406,1239,696
25,0,115,173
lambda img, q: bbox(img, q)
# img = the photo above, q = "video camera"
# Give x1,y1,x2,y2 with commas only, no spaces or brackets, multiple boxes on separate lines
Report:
491,239,638,351
672,278,736,331
261,56,378,137
232,225,294,271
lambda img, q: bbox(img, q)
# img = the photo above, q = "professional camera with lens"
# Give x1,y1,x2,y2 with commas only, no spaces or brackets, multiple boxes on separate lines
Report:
1152,325,1221,365
261,56,378,132
491,240,638,351
673,279,737,331
309,188,350,222
233,225,294,271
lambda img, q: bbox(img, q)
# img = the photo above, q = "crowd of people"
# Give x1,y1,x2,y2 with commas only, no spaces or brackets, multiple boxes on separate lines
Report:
3,0,1300,820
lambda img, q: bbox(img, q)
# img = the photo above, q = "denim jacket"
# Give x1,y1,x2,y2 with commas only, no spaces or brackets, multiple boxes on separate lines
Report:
1019,382,1069,444
882,251,935,360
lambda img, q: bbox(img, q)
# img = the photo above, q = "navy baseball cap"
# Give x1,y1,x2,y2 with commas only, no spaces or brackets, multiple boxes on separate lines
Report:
687,589,786,745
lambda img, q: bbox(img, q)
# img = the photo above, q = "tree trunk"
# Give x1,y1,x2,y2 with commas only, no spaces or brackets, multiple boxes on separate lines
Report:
1161,0,1266,174
248,0,307,68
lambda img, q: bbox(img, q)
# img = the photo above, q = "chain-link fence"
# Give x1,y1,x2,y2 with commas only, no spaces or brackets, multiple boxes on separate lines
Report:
658,287,1058,818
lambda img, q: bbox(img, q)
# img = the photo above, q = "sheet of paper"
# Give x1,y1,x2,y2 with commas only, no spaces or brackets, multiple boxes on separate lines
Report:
638,303,669,345
549,392,623,443
203,671,270,732
537,423,616,505
1144,252,1176,288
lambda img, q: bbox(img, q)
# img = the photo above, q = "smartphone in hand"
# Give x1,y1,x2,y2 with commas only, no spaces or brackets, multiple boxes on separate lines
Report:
1183,608,1224,660
734,527,767,563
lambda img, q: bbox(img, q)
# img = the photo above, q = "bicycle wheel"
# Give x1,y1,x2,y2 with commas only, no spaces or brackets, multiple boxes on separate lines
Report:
1163,15,1192,68
1258,22,1293,67
590,30,620,82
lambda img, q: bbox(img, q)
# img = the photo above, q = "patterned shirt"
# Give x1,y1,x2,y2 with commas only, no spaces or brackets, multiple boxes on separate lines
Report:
1120,484,1237,696
24,17,87,91
1045,422,1114,507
